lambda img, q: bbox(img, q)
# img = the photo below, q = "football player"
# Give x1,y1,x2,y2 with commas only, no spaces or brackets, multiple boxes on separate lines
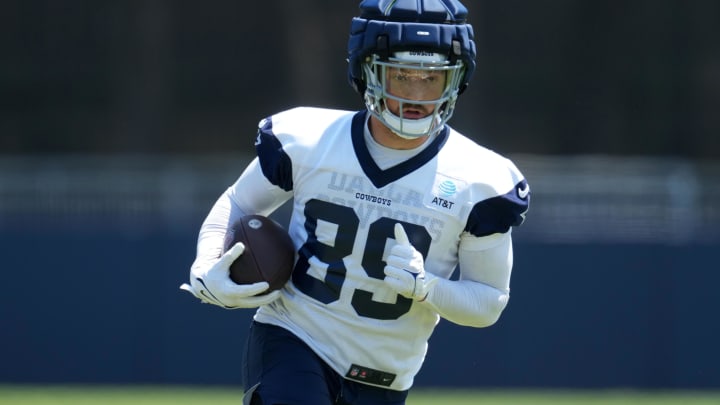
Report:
181,0,530,404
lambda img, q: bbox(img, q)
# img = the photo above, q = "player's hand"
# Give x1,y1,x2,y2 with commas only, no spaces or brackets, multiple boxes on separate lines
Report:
383,223,439,301
180,242,280,309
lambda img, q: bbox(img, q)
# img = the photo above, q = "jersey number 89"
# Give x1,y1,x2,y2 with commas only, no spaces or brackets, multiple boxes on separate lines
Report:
292,199,431,320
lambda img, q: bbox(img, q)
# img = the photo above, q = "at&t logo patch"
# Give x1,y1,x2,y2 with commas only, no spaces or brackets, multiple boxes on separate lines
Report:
437,180,457,198
424,176,464,215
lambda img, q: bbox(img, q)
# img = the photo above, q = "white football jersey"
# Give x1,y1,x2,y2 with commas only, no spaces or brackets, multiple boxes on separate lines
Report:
252,107,528,390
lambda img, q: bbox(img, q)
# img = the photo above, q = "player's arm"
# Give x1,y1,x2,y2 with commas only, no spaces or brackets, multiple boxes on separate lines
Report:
383,224,513,327
422,232,513,327
420,173,529,326
194,158,292,267
181,158,292,308
385,174,528,326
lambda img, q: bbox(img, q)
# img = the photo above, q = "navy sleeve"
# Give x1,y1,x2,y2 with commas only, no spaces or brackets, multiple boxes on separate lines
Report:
255,117,294,192
465,179,530,237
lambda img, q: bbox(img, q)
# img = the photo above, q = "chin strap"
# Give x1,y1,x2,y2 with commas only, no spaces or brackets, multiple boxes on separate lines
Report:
380,108,442,139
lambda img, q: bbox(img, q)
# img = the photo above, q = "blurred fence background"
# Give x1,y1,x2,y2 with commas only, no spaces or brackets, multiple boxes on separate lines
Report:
1,0,719,390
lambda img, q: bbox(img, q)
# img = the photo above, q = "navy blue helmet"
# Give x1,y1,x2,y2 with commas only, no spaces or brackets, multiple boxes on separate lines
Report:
347,0,477,138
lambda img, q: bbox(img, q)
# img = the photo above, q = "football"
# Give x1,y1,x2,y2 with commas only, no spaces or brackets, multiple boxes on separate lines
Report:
223,214,296,292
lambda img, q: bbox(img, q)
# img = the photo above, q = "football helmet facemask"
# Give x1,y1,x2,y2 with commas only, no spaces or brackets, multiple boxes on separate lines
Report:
363,51,465,139
347,0,477,139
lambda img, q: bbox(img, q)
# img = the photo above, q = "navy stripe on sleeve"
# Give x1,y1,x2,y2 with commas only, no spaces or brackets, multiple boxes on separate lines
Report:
255,117,293,192
465,179,530,237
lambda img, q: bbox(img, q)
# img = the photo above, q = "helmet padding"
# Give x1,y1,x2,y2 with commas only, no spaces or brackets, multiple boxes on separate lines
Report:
347,0,476,138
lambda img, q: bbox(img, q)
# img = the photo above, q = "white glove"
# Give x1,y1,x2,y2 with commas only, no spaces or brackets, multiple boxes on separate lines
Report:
180,242,280,309
383,223,439,301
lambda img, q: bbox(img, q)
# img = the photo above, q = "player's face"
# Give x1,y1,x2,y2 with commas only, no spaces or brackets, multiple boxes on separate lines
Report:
384,66,447,119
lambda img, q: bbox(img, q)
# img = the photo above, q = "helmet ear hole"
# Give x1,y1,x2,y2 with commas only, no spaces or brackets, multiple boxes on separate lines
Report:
352,78,365,95
375,34,389,59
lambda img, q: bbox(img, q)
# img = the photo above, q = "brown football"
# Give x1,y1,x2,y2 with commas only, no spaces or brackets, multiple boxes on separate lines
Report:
223,214,295,292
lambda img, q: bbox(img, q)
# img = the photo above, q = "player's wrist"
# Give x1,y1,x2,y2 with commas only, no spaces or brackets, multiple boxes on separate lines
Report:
413,271,438,301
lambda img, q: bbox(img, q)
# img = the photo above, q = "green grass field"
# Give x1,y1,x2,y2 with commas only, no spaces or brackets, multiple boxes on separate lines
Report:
1,386,719,405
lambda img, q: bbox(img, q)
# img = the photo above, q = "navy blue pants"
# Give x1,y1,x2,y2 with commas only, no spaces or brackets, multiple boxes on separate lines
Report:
242,321,409,405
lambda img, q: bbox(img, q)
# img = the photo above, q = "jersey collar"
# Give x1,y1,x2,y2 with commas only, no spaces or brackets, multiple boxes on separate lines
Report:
351,110,449,189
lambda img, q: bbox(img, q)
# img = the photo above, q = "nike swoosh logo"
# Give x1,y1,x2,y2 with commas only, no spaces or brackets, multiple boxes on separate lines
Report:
517,183,530,199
